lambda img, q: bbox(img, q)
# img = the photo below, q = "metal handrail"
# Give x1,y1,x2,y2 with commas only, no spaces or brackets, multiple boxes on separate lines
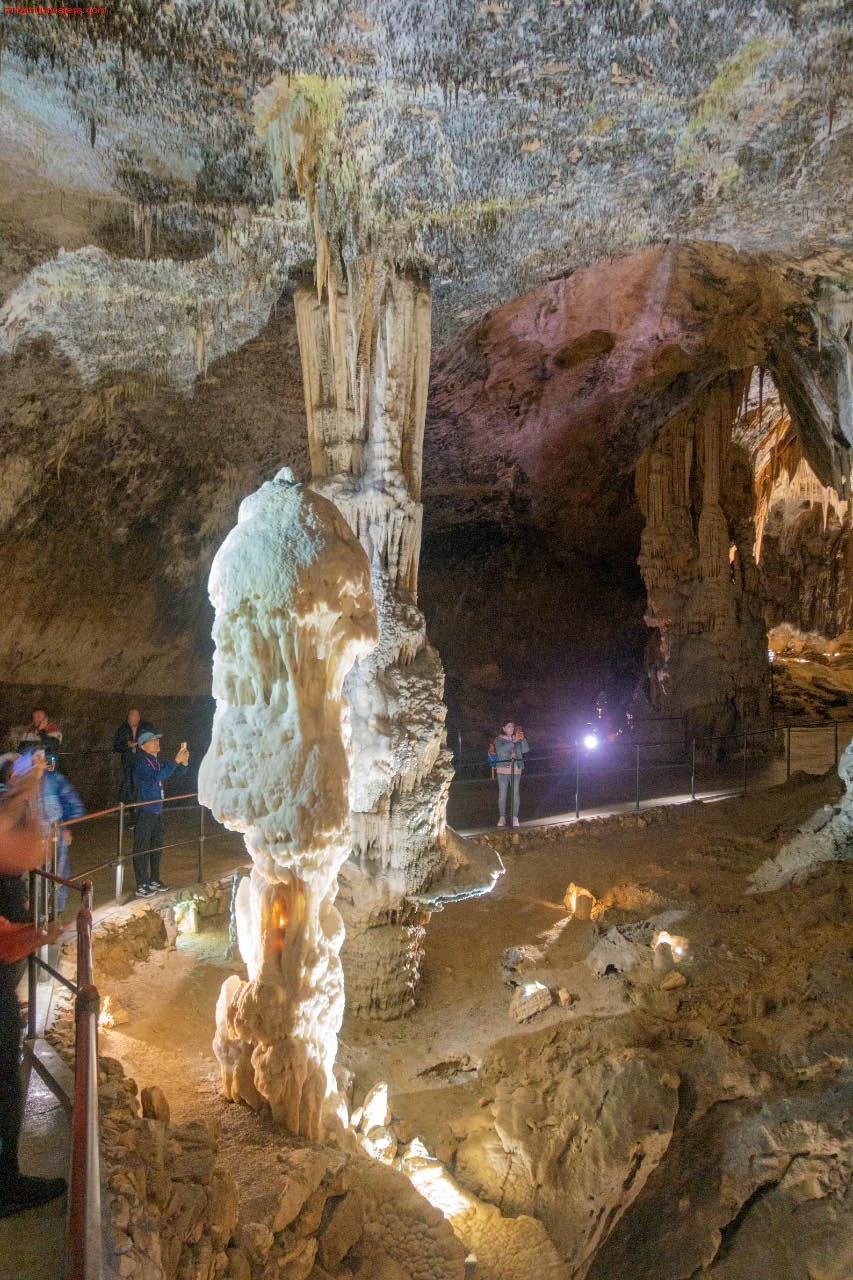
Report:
448,717,853,825
27,869,102,1280
52,791,238,907
61,792,200,826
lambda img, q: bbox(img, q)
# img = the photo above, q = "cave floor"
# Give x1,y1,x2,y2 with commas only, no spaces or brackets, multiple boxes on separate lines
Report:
78,763,853,1279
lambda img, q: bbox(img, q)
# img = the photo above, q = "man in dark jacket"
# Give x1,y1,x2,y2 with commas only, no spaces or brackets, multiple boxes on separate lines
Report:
131,730,189,897
112,708,153,819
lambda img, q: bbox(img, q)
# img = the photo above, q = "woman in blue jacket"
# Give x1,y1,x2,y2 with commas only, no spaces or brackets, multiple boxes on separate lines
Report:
494,720,529,828
131,730,189,897
27,749,85,911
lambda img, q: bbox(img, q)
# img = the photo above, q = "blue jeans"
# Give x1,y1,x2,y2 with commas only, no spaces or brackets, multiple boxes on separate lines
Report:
497,769,521,820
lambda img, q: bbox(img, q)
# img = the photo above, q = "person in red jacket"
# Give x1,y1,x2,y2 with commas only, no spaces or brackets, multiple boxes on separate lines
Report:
131,730,189,897
17,708,62,755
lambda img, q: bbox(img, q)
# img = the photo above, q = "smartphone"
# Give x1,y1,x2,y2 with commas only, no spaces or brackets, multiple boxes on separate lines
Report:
11,752,34,778
180,741,188,751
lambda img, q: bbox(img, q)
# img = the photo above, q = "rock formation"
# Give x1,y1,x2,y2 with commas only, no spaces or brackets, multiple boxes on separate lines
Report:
748,737,853,893
634,374,771,747
198,468,378,1138
257,76,456,1019
294,273,455,1018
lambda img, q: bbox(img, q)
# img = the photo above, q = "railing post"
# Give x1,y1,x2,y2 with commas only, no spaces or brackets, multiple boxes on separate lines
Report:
834,720,839,766
69,982,102,1280
27,869,38,1039
115,802,125,904
786,725,791,779
691,739,696,801
635,743,640,812
50,821,60,921
574,744,581,820
198,803,206,884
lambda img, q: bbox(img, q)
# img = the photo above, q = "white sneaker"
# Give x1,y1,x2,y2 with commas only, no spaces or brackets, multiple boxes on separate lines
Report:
512,817,520,827
497,816,506,828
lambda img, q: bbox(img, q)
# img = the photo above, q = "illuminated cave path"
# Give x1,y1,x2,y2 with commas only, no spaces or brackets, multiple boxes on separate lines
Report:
448,724,852,835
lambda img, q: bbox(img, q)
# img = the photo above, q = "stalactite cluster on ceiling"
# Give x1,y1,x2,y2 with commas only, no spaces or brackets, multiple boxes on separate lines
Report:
1,1,849,340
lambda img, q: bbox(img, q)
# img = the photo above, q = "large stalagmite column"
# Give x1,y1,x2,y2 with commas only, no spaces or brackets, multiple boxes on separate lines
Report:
254,74,455,1018
199,468,377,1138
295,271,455,1018
634,375,770,749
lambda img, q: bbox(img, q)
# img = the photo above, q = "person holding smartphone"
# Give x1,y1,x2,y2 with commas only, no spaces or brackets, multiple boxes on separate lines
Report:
493,720,529,828
130,732,190,897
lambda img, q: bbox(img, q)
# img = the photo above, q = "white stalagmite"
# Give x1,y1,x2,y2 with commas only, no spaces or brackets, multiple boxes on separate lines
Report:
199,467,377,1139
255,78,458,1017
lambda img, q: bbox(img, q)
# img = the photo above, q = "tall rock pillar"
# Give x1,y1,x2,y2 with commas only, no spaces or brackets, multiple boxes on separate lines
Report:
255,76,455,1016
634,374,771,751
294,270,454,1018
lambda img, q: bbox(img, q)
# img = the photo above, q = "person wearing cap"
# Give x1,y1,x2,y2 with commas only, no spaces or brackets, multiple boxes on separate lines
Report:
131,731,190,897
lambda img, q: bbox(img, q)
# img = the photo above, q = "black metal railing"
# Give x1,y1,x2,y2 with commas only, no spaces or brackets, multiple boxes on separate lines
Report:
448,717,853,826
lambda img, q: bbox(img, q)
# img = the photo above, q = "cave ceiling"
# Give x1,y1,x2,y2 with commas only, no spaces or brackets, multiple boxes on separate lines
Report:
0,0,850,358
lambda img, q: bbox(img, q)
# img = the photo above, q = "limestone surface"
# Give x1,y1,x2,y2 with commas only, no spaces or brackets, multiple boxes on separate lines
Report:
292,269,457,1019
748,737,853,892
199,467,378,1137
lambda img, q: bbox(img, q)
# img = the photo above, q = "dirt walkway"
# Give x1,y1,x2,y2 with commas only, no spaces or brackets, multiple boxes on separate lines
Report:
91,767,852,1226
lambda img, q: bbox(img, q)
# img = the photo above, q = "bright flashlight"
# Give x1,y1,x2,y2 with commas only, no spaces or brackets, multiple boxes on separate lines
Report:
583,733,599,750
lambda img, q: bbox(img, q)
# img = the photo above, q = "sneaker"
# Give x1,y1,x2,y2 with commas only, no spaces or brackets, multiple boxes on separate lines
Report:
512,817,520,827
0,1174,67,1218
149,880,168,892
135,884,154,898
497,816,506,828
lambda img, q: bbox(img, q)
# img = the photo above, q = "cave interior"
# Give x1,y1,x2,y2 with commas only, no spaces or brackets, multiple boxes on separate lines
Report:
1,3,852,1279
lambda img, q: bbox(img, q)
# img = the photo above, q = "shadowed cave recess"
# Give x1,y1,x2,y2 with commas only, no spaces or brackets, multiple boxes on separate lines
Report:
1,2,852,1279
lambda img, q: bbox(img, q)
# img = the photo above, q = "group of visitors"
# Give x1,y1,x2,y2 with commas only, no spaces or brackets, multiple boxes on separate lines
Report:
3,707,191,900
0,706,191,1217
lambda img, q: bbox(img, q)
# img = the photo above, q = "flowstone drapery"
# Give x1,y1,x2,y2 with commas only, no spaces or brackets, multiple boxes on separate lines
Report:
295,272,455,1018
634,375,771,750
198,468,377,1138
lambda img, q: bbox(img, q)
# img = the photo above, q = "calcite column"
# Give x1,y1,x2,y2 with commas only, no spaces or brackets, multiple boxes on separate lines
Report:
635,375,771,749
295,272,455,1018
255,75,454,1016
199,468,377,1138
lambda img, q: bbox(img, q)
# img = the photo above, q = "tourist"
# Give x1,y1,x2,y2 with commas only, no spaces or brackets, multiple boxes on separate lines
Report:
0,763,67,1218
32,748,85,912
494,720,529,828
112,708,153,820
17,707,62,755
131,731,189,897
